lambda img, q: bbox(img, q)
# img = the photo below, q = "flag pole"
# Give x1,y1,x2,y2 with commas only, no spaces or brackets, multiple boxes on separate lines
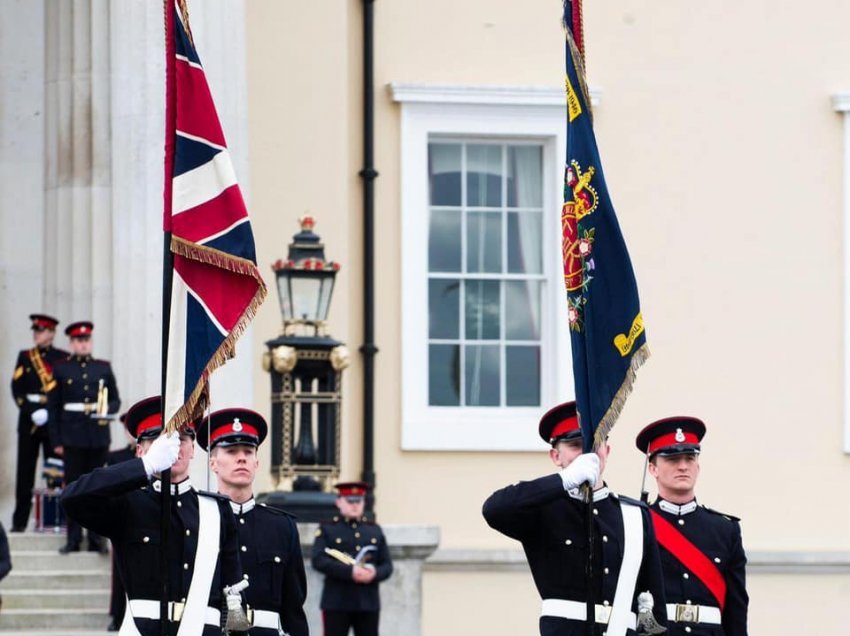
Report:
563,2,594,633
161,0,177,631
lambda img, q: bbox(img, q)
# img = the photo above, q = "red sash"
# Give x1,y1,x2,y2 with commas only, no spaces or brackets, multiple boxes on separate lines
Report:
650,509,726,610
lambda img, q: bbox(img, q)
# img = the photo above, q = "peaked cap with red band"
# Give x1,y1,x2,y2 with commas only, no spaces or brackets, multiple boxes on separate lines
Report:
635,416,706,457
125,396,165,441
538,400,582,446
65,321,94,338
197,408,267,452
334,481,370,497
125,395,197,441
29,314,59,331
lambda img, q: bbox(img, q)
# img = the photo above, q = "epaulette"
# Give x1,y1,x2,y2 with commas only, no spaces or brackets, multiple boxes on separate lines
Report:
197,490,231,502
618,494,649,509
700,504,740,522
258,502,298,520
92,358,112,365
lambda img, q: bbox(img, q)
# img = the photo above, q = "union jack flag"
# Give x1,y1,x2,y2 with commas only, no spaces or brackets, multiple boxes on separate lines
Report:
163,1,266,429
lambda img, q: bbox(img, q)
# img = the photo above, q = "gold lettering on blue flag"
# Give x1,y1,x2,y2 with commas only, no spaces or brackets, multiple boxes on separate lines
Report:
565,75,582,122
613,313,645,357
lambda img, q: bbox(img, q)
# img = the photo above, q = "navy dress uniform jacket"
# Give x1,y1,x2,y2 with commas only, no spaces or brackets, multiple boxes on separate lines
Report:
650,500,748,636
47,354,120,449
311,516,393,612
11,346,68,433
483,474,668,636
60,459,242,636
230,499,309,636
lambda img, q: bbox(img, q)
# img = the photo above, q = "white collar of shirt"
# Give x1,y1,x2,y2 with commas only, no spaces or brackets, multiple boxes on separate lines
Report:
568,484,610,502
658,498,697,516
229,497,256,515
152,478,194,495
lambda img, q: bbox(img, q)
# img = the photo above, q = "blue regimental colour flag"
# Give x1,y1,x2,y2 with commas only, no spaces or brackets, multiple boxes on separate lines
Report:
561,1,649,452
162,1,266,430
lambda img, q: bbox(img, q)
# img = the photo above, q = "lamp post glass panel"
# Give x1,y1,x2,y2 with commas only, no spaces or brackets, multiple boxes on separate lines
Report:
262,217,348,520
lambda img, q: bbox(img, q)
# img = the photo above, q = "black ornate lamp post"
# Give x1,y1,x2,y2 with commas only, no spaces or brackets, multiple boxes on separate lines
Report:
259,217,349,520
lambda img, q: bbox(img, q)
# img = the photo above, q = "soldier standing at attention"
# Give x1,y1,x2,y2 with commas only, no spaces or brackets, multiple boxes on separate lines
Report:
635,417,748,635
60,396,249,636
48,321,120,554
482,401,668,636
198,407,309,636
311,482,393,636
9,314,68,532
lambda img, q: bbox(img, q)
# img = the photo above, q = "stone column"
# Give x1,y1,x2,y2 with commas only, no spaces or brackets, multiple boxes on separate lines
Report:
0,0,48,521
299,523,441,635
44,0,113,348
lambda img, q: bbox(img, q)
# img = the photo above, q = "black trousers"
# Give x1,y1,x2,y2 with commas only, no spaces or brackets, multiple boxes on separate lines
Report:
12,427,54,530
109,552,126,621
63,446,108,547
323,610,379,636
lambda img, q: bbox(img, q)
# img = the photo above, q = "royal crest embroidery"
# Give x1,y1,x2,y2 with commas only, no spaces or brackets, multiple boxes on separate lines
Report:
562,160,599,332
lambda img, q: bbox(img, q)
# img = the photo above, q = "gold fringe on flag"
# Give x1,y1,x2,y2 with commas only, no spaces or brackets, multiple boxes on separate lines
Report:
592,343,651,451
165,236,267,433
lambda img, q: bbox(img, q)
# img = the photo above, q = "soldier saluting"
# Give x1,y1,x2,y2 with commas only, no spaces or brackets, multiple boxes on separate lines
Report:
47,320,120,554
198,408,309,636
635,417,748,635
61,396,249,635
9,314,68,532
482,401,668,636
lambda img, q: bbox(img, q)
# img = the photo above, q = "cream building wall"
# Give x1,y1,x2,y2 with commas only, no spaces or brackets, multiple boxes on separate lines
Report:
244,1,850,634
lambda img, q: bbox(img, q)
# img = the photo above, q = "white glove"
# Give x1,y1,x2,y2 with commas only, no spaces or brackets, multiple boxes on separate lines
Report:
141,433,180,476
31,408,49,427
559,452,600,490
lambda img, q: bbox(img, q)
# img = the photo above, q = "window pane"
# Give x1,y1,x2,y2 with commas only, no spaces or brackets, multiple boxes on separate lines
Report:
467,211,502,273
466,144,502,207
429,210,461,272
429,279,460,339
504,281,541,340
429,143,461,206
507,145,543,208
465,344,500,406
506,346,540,406
429,345,460,406
507,211,542,274
465,280,500,340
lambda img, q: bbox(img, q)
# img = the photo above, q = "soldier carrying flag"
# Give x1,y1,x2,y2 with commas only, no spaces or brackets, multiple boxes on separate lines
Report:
60,396,249,635
485,1,660,634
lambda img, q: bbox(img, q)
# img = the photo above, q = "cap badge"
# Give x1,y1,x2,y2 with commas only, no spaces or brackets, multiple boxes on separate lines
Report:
232,418,243,432
675,428,685,442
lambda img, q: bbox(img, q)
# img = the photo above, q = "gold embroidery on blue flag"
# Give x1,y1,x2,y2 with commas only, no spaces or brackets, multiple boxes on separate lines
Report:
565,75,582,122
613,313,645,356
565,161,597,220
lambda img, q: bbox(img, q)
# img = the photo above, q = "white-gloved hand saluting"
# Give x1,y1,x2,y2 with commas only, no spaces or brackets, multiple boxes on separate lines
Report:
31,408,49,427
559,452,600,490
141,432,181,477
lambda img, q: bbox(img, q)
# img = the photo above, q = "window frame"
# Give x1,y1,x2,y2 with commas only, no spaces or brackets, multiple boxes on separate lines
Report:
393,83,600,451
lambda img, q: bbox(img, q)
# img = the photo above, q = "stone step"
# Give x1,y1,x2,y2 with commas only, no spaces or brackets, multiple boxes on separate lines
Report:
0,609,111,631
1,588,110,610
0,570,110,589
4,549,111,571
7,532,68,552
